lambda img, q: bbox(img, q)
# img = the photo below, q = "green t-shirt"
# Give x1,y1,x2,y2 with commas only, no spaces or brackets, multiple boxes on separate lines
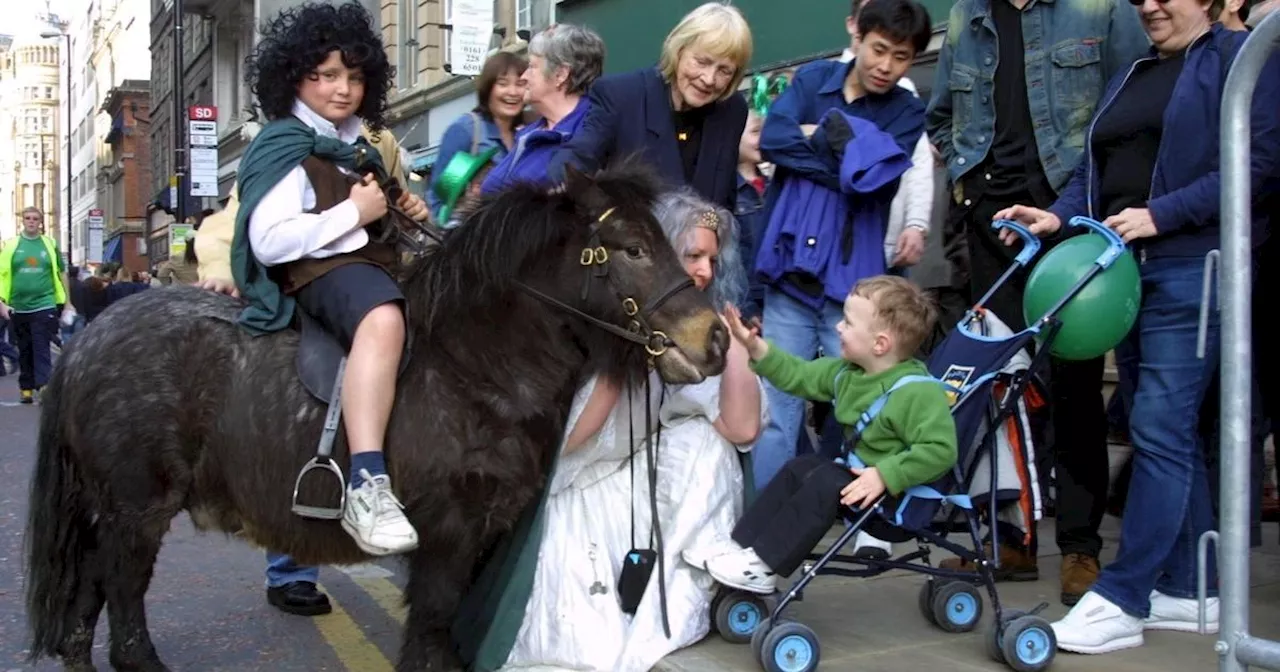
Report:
8,235,63,312
751,346,958,496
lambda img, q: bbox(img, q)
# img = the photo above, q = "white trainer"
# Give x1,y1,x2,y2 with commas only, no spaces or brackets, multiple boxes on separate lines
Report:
1051,591,1145,654
1145,589,1219,634
852,530,893,560
342,469,420,556
705,547,778,595
682,538,744,570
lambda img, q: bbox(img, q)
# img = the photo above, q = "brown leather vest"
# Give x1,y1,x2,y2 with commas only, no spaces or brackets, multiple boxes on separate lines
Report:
276,156,398,294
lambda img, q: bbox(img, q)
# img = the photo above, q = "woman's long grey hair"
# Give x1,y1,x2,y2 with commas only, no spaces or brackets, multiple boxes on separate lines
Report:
651,188,748,310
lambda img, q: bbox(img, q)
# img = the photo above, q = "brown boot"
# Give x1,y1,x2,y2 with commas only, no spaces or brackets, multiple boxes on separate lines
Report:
938,542,1039,582
1060,553,1100,606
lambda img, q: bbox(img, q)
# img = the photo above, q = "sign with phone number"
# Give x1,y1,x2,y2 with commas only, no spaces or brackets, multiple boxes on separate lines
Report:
449,0,494,77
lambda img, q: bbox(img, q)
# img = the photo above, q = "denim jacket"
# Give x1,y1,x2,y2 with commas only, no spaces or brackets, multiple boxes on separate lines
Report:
926,0,1148,194
427,111,509,217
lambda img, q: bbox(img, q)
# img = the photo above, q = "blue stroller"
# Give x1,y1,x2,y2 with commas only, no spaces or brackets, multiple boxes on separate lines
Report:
710,217,1132,672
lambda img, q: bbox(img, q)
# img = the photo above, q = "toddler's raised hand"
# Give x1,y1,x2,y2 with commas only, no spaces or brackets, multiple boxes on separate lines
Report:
723,303,768,361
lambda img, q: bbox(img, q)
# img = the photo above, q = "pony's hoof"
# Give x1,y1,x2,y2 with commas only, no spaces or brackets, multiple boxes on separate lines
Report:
63,661,98,672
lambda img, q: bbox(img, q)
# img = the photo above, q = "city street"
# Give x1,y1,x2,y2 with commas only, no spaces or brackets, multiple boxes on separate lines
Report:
0,389,407,671
3,383,1280,672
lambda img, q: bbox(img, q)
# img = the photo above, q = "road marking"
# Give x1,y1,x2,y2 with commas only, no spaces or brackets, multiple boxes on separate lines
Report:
314,582,395,672
352,576,407,625
335,562,406,625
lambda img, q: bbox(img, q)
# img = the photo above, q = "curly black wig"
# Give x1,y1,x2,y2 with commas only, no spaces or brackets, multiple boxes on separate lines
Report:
246,1,396,130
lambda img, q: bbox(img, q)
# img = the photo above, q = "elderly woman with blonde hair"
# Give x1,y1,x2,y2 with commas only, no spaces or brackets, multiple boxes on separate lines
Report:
501,188,765,672
549,2,753,209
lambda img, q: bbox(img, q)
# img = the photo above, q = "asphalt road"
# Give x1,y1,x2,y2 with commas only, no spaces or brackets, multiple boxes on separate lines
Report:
0,386,410,671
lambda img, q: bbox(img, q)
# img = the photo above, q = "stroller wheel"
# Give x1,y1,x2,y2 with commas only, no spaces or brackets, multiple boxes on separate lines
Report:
715,590,769,643
931,581,984,633
917,579,938,625
984,610,1028,664
1000,615,1057,672
759,621,820,672
751,617,773,662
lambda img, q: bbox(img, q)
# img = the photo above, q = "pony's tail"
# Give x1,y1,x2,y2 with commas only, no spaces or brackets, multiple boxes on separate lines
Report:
24,363,93,661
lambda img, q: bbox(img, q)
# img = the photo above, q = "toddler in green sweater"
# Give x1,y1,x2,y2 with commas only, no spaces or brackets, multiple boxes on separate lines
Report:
704,275,958,594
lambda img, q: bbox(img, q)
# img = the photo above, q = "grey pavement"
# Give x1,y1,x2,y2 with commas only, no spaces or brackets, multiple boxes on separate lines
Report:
657,504,1280,672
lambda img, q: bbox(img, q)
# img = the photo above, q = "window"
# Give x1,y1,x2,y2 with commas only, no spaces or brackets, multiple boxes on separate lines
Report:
44,86,53,99
444,0,452,68
516,0,531,31
398,0,419,89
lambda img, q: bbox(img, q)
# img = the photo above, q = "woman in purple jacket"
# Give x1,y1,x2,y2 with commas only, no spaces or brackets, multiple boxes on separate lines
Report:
480,24,605,194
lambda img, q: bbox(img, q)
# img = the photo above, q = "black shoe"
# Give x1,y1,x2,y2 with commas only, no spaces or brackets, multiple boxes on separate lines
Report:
266,581,332,616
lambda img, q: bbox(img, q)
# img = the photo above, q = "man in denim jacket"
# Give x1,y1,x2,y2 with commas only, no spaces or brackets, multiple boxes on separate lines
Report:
925,0,1147,606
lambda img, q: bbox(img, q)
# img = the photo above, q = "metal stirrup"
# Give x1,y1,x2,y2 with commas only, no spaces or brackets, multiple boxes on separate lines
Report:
292,357,348,520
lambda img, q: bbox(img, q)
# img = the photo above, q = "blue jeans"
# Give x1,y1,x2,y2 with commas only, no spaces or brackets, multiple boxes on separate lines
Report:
753,286,845,490
1091,256,1220,618
265,552,319,588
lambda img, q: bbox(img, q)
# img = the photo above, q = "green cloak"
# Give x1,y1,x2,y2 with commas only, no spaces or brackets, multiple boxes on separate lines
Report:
230,116,384,335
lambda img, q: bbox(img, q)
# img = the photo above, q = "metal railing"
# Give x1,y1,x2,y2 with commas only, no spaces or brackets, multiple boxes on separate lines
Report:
1214,10,1280,672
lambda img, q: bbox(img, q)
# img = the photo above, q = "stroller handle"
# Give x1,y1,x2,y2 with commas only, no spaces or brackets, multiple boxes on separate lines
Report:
991,219,1041,267
1068,216,1127,270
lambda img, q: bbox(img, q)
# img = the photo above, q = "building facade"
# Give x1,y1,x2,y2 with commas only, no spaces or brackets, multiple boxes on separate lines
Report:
41,0,153,266
0,37,62,243
101,80,153,272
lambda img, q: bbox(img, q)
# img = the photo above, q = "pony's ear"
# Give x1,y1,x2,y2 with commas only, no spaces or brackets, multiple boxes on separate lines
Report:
562,163,611,214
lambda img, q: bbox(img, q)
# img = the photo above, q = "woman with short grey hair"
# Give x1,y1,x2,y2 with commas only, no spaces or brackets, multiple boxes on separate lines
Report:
481,24,606,194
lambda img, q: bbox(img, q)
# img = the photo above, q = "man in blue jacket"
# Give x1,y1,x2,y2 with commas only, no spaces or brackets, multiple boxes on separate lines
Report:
751,0,932,495
925,0,1148,606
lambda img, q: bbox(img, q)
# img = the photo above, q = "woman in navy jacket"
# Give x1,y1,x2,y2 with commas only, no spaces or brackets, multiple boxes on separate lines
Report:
547,2,753,210
996,0,1280,655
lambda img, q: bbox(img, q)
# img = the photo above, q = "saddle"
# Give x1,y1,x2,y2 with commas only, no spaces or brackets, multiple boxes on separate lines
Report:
293,309,413,405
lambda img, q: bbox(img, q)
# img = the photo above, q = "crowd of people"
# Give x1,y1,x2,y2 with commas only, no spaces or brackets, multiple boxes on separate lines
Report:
7,0,1280,667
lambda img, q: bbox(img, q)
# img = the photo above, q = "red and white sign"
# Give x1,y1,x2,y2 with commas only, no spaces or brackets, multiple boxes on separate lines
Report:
188,105,217,121
187,106,220,197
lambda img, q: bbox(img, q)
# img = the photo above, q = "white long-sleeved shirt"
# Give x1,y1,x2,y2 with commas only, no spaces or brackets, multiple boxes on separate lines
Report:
248,100,368,266
837,50,935,264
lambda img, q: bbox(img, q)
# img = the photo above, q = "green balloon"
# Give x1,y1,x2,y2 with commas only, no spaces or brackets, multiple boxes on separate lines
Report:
1022,233,1142,361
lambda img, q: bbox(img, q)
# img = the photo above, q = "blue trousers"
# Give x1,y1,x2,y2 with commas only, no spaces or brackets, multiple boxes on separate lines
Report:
265,552,319,588
752,287,845,490
11,308,57,390
1091,256,1220,617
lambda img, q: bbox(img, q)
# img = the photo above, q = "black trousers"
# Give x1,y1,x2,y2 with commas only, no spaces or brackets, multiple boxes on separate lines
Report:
731,455,858,576
954,188,1110,558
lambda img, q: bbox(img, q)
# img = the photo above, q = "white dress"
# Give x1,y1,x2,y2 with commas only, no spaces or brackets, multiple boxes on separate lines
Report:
502,372,767,672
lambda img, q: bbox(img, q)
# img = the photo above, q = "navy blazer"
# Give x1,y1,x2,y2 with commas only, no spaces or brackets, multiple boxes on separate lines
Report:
549,67,748,210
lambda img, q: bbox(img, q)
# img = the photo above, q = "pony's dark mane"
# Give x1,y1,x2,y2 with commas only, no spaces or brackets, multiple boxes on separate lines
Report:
403,162,665,340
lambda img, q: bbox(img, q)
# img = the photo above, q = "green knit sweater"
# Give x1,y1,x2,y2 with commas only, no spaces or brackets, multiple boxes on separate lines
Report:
752,346,958,495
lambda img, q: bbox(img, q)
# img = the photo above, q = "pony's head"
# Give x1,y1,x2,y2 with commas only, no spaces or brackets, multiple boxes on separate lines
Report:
411,161,728,384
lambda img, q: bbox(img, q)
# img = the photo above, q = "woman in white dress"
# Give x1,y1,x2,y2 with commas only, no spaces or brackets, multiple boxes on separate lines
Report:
502,188,767,672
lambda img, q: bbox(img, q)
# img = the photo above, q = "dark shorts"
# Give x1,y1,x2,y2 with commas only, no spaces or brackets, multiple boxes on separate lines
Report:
294,263,404,351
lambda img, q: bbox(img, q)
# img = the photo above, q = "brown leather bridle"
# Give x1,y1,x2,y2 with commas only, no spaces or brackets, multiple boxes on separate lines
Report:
373,179,697,358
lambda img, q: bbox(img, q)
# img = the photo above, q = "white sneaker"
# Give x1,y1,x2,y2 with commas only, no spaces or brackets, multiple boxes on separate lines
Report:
852,531,893,560
341,469,420,556
1145,589,1219,634
682,538,744,569
706,547,777,595
1051,591,1145,654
